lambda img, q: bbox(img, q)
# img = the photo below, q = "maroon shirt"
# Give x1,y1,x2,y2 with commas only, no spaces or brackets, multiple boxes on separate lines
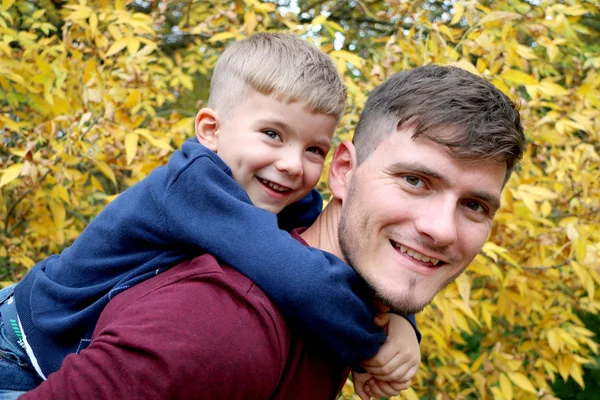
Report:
22,235,349,399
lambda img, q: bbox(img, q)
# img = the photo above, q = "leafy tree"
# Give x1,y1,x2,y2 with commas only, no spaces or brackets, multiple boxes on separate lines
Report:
1,1,598,399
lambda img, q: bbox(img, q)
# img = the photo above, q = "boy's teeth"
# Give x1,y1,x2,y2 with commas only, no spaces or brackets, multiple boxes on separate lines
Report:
395,243,440,266
260,178,289,192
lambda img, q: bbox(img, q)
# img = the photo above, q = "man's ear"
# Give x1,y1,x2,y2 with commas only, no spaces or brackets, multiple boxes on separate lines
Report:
329,140,358,202
194,108,220,152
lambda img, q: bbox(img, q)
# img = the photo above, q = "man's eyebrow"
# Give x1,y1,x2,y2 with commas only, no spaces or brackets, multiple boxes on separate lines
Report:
390,162,447,182
472,191,501,212
390,161,501,210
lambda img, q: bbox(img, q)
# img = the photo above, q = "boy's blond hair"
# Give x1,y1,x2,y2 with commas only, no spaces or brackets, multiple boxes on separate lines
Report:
208,33,346,121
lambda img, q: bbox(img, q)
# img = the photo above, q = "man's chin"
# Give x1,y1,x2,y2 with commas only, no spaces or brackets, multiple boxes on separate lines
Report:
374,290,431,315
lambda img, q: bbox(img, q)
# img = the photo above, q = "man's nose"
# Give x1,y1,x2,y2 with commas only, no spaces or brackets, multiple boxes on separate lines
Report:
414,198,458,247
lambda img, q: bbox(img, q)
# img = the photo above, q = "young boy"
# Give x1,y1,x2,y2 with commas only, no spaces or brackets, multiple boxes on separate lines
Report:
0,33,420,397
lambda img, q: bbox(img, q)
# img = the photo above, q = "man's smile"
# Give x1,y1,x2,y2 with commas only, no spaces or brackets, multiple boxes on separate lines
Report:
390,240,443,267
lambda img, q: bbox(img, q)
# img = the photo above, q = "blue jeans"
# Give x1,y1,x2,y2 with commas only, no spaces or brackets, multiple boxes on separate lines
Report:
0,285,42,398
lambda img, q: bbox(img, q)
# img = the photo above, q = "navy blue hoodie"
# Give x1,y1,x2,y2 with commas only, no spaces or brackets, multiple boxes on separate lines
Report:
15,139,418,377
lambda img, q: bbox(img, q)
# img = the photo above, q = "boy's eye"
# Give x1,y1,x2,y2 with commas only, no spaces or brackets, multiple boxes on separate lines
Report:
403,175,425,188
307,146,326,157
262,129,282,141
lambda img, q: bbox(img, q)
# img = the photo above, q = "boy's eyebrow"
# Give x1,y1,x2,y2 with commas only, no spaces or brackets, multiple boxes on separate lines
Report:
390,161,501,211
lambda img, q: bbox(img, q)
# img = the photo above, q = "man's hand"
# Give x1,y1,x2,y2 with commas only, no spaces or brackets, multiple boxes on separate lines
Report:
355,312,421,397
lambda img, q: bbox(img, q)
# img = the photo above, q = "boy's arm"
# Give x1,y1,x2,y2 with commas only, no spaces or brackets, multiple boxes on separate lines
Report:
159,142,385,366
277,187,323,231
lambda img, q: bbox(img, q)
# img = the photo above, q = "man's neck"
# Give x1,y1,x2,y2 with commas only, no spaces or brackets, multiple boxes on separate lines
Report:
300,198,345,261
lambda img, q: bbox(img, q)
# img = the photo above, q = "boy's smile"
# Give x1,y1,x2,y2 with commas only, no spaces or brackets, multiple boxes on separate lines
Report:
197,92,338,214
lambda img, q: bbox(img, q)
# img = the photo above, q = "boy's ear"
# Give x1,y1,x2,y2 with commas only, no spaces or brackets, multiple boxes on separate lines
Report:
194,108,220,152
329,140,358,202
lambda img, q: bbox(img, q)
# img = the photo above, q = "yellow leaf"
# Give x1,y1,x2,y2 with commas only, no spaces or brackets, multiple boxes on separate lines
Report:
312,15,327,26
49,201,66,231
547,44,559,62
330,50,364,69
126,37,140,56
451,59,479,75
94,160,117,188
541,200,552,217
52,185,71,205
478,11,520,25
125,133,139,165
135,129,173,151
1,0,15,11
89,12,98,38
566,223,579,241
507,372,537,394
455,274,471,304
69,7,92,21
516,44,537,60
540,81,569,97
400,387,419,400
518,185,558,201
0,163,24,188
490,386,505,400
106,38,129,57
501,69,539,86
450,2,464,25
245,11,258,35
576,239,587,263
208,32,240,43
500,373,513,400
124,89,141,109
548,329,561,353
570,362,585,388
563,5,589,16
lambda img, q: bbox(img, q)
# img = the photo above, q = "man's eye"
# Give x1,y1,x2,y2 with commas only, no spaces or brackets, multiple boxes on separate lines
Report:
263,130,282,141
464,200,486,213
404,175,424,187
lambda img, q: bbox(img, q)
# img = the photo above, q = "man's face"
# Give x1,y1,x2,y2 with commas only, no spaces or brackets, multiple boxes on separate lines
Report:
214,92,337,214
339,127,506,314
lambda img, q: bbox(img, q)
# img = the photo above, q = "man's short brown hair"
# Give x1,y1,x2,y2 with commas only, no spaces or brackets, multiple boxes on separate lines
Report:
353,65,526,183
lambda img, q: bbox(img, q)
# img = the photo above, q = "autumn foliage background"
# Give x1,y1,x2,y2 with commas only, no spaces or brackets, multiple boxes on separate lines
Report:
0,0,599,399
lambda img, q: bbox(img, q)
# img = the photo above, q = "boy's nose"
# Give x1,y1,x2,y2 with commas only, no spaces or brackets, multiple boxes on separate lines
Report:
275,152,303,177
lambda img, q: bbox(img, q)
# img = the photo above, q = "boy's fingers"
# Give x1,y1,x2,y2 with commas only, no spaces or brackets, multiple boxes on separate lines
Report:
389,380,411,391
367,379,402,398
374,312,390,327
364,353,409,379
352,372,373,400
362,343,398,369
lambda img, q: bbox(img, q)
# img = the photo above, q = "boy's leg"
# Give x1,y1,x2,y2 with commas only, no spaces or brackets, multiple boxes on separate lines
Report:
0,285,43,392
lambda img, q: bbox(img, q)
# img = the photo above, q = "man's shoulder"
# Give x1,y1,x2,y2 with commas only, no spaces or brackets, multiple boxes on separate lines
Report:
105,254,285,326
93,254,293,398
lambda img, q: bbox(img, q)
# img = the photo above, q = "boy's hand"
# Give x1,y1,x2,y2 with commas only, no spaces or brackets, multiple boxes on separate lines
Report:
361,313,421,383
352,371,411,399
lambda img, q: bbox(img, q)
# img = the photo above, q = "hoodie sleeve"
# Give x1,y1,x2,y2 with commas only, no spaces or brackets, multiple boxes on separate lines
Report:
158,141,386,367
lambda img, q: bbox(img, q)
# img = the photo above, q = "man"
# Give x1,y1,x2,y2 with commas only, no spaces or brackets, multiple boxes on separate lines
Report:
19,65,525,399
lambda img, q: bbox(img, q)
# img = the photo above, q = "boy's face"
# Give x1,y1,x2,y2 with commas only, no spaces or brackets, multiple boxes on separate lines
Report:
198,92,338,214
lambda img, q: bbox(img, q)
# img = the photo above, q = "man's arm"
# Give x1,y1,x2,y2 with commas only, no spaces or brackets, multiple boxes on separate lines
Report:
20,261,287,400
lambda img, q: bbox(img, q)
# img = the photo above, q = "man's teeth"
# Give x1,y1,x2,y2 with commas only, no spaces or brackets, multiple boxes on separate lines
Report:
259,178,290,192
397,244,440,265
